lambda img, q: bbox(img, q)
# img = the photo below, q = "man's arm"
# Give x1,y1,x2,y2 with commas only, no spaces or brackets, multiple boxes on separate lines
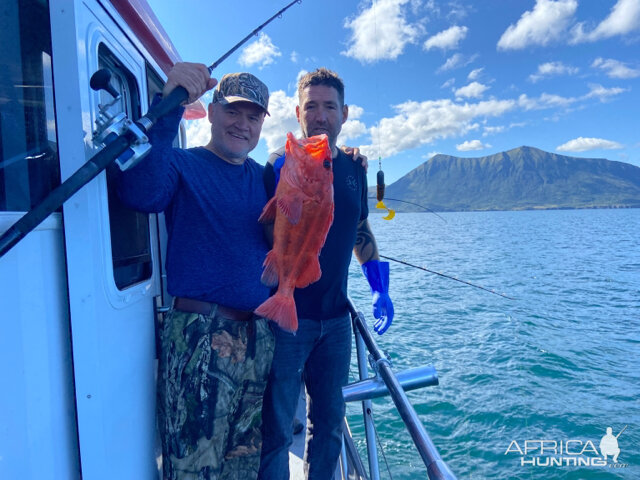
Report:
117,62,217,212
355,217,394,335
354,218,379,264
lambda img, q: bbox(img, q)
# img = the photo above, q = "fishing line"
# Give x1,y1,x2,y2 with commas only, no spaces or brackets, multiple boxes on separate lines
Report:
368,196,447,223
380,254,515,300
383,198,447,222
370,0,395,222
206,0,302,73
372,416,395,480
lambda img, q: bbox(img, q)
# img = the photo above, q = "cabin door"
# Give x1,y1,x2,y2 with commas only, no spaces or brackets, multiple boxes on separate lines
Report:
50,3,169,479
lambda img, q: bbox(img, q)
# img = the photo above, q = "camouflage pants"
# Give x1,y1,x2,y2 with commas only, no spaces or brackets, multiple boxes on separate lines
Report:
157,307,275,480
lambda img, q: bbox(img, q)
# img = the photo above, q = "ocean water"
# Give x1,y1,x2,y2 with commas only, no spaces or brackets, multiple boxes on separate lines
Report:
345,209,640,480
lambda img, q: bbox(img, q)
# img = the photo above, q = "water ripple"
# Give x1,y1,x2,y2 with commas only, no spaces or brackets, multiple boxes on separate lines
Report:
347,209,640,479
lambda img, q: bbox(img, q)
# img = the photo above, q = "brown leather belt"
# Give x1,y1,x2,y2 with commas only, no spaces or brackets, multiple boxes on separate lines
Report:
173,297,254,321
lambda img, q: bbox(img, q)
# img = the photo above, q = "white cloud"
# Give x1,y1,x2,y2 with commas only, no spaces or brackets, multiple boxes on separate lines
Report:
441,78,455,88
342,0,421,63
338,104,368,145
517,92,577,110
185,93,213,148
455,81,489,98
571,0,640,43
519,83,625,108
188,79,629,161
592,57,640,79
468,68,484,80
423,25,468,51
260,90,300,152
339,121,368,146
584,83,628,101
446,2,472,22
556,137,624,152
260,93,368,152
497,0,578,50
185,118,211,148
438,53,477,72
362,97,516,158
238,34,281,69
347,104,365,119
252,71,630,163
456,139,491,151
290,51,299,63
529,61,579,82
483,125,505,137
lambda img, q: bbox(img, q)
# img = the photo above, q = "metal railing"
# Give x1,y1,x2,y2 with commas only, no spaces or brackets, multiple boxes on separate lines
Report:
341,303,457,480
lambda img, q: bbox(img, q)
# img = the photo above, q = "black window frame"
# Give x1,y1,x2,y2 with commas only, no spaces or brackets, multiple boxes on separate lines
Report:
98,45,153,290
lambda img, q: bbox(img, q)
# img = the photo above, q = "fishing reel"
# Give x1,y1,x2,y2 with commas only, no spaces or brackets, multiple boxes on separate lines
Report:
90,69,150,171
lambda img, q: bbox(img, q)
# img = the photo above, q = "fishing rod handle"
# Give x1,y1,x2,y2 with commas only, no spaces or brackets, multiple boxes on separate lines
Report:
141,86,189,131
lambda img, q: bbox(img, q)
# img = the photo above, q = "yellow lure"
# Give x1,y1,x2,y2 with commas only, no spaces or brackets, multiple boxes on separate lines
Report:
376,201,395,220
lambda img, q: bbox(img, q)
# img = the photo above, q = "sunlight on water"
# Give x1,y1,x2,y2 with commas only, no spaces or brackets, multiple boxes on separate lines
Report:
346,209,640,480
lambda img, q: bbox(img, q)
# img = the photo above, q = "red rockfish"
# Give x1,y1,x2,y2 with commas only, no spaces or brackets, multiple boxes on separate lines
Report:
254,133,334,332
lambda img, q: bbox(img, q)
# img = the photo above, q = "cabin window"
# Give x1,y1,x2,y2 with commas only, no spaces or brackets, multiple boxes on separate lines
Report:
98,45,152,290
0,0,60,212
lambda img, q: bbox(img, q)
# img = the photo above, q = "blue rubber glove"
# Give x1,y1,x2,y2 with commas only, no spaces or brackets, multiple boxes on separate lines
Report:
361,260,394,334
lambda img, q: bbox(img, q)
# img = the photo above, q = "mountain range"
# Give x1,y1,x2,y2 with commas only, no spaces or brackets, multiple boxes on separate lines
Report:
372,146,640,213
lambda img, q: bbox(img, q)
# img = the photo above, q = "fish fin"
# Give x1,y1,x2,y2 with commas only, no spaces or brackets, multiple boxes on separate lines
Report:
261,250,279,287
277,192,304,224
295,258,322,288
255,293,298,332
259,196,278,223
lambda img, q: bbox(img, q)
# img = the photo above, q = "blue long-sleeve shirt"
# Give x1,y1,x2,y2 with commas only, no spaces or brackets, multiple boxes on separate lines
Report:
117,99,270,310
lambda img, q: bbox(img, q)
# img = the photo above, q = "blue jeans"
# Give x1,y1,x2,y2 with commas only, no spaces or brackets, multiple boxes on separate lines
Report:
258,313,352,480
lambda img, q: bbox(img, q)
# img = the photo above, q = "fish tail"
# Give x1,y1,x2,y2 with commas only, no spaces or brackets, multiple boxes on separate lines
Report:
255,293,298,332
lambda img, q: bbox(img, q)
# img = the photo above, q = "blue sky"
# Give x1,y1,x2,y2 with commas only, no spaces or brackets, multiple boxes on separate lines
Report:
147,0,640,185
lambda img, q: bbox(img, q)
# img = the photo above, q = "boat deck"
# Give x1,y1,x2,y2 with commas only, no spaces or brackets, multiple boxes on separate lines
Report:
289,385,307,479
289,386,342,480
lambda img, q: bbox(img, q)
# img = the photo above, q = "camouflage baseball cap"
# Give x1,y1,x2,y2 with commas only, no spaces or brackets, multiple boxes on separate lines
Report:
212,72,270,115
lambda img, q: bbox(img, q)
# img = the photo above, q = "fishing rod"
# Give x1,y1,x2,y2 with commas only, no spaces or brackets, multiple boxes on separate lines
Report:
0,0,302,259
152,0,302,124
208,0,302,73
369,196,447,223
380,255,515,300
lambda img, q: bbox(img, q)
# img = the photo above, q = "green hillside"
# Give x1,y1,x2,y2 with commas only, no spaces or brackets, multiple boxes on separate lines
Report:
372,146,640,212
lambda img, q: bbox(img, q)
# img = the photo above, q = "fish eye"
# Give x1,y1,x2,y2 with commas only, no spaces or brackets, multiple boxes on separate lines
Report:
323,160,331,169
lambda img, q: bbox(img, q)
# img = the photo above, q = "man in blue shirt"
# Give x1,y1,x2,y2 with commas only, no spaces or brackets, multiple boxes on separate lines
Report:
258,68,394,480
118,62,274,480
